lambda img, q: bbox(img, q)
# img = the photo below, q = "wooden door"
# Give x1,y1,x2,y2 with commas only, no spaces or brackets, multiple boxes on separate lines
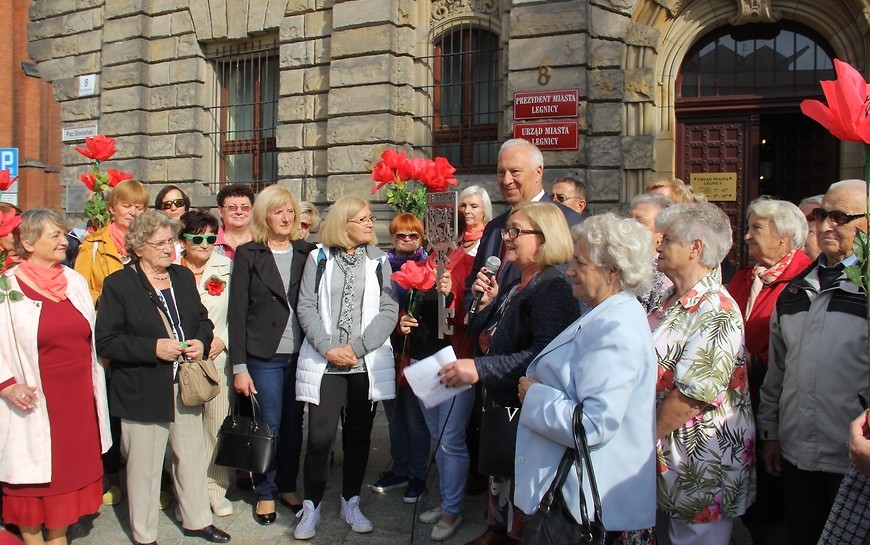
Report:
678,118,753,269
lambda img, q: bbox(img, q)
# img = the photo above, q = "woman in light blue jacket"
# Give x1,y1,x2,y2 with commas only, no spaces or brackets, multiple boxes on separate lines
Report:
515,214,658,545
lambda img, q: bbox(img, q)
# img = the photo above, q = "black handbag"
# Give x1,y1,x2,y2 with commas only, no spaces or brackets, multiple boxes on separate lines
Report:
478,388,521,477
520,406,606,545
214,393,276,474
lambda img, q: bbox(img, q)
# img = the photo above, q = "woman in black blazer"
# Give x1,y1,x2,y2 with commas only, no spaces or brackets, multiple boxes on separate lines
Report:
95,210,228,545
228,185,316,524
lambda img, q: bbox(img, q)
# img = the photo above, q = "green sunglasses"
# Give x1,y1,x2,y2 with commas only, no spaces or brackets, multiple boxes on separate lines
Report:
182,233,218,245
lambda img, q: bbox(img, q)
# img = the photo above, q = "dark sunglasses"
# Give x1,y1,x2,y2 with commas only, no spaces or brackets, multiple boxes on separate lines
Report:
810,207,865,226
160,198,186,210
550,193,580,203
393,232,420,241
182,233,217,245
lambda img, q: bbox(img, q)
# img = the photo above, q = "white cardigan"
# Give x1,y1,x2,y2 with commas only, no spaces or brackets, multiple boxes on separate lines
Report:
296,248,395,405
0,267,112,484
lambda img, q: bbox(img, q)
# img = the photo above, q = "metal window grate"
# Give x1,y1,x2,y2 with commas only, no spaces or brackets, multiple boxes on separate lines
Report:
414,20,502,173
204,40,279,193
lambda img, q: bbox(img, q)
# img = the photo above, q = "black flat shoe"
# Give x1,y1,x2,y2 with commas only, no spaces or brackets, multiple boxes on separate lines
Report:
235,472,254,491
278,496,303,513
183,525,231,543
253,502,276,525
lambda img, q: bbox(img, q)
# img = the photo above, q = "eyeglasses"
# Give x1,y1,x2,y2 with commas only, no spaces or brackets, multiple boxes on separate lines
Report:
501,227,543,240
145,238,177,251
550,193,581,203
221,204,252,213
160,199,186,210
393,232,420,241
810,207,865,226
347,215,377,225
182,233,217,245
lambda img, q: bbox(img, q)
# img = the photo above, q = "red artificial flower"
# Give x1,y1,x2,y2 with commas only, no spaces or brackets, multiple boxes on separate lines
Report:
801,59,870,143
75,135,117,162
371,149,410,193
419,156,457,192
0,209,21,237
400,157,429,182
80,172,98,192
391,260,436,291
106,168,133,187
0,170,17,191
205,275,226,296
371,161,397,193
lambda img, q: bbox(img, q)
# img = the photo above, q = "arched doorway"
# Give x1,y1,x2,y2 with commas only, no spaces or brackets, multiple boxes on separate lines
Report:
675,23,838,267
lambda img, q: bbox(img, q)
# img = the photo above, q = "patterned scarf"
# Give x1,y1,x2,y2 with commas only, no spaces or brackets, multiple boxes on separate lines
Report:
335,246,366,342
745,249,797,320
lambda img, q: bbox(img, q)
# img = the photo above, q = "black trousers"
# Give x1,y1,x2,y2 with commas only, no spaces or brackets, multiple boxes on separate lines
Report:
303,372,377,505
783,460,844,545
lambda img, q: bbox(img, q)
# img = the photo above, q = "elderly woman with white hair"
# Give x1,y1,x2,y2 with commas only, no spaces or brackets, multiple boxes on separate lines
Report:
629,192,674,311
515,213,658,545
650,202,755,545
726,197,812,545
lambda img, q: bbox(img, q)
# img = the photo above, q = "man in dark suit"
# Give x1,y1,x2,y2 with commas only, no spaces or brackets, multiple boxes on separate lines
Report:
465,138,583,303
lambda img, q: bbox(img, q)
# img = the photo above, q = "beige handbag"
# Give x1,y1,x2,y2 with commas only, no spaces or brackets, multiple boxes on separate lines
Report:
156,307,221,406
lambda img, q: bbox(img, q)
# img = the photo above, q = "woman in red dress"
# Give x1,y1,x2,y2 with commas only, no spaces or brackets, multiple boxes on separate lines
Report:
0,208,111,545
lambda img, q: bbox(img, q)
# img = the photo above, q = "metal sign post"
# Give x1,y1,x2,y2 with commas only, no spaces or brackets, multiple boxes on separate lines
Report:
425,191,458,339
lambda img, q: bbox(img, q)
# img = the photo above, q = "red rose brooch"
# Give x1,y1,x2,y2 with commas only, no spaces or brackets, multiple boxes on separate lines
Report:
205,275,226,296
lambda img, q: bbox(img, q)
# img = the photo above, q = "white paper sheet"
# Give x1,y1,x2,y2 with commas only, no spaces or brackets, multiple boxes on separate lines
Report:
403,345,471,409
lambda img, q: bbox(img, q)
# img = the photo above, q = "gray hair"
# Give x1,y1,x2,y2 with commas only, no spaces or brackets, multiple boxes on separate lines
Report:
655,203,733,268
746,197,807,251
126,209,180,262
629,192,673,214
828,179,868,195
500,138,543,169
571,213,653,296
799,194,823,208
13,208,70,259
459,185,493,223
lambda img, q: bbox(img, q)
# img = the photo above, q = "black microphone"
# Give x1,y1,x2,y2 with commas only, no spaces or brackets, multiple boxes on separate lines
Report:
469,256,501,315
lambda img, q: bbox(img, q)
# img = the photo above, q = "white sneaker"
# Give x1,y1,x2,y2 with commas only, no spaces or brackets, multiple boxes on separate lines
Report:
339,495,373,533
293,500,321,540
419,506,442,524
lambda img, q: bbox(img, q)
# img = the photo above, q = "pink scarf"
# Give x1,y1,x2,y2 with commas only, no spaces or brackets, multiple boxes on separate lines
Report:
108,221,128,257
17,259,68,301
745,249,797,319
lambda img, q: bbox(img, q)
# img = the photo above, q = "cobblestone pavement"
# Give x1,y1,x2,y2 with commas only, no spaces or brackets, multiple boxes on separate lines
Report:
1,405,752,545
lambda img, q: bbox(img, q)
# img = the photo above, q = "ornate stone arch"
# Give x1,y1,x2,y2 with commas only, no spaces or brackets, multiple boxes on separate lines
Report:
624,0,870,195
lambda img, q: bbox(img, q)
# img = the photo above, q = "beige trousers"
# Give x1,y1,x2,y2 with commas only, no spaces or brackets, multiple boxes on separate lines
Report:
122,385,212,543
202,364,233,500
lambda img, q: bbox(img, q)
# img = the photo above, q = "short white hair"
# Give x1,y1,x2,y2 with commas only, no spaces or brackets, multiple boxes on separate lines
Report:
499,138,543,169
747,197,807,251
459,185,494,223
571,213,653,296
629,192,673,214
655,203,733,268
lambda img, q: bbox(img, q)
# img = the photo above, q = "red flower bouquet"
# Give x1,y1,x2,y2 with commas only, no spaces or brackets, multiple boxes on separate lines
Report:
371,149,457,218
74,135,135,229
205,275,226,296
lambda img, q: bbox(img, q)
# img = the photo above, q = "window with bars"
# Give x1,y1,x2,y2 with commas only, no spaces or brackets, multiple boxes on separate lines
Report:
429,26,501,173
205,41,279,192
679,24,835,98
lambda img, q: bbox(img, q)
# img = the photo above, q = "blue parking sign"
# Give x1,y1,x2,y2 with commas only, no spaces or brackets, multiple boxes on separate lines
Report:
0,148,18,177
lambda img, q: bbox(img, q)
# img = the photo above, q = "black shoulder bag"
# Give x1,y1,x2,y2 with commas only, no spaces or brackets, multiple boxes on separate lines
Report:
520,405,606,545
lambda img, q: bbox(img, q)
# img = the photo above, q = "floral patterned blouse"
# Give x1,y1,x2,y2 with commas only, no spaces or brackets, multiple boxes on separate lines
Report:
651,272,756,523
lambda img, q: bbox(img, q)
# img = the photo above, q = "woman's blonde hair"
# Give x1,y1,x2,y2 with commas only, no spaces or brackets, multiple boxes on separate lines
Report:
319,196,378,249
250,185,301,244
509,201,573,267
108,179,150,209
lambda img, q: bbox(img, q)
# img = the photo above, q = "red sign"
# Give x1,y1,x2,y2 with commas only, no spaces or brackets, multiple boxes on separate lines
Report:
513,89,579,120
513,122,579,151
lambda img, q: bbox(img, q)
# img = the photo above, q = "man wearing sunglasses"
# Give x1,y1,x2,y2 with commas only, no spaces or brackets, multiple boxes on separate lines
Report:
758,179,869,545
549,176,587,216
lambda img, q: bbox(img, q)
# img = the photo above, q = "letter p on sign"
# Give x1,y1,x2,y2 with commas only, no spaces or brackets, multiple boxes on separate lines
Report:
0,148,18,177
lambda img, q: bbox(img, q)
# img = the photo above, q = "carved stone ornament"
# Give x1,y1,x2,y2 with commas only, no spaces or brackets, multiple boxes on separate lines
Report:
432,0,499,22
652,0,684,17
729,0,781,25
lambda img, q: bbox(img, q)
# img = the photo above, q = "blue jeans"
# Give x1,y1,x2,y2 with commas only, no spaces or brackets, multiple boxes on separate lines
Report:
420,387,475,516
382,386,430,481
247,353,304,501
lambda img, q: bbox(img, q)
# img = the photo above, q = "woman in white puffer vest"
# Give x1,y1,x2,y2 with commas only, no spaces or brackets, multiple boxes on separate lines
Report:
294,196,398,540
